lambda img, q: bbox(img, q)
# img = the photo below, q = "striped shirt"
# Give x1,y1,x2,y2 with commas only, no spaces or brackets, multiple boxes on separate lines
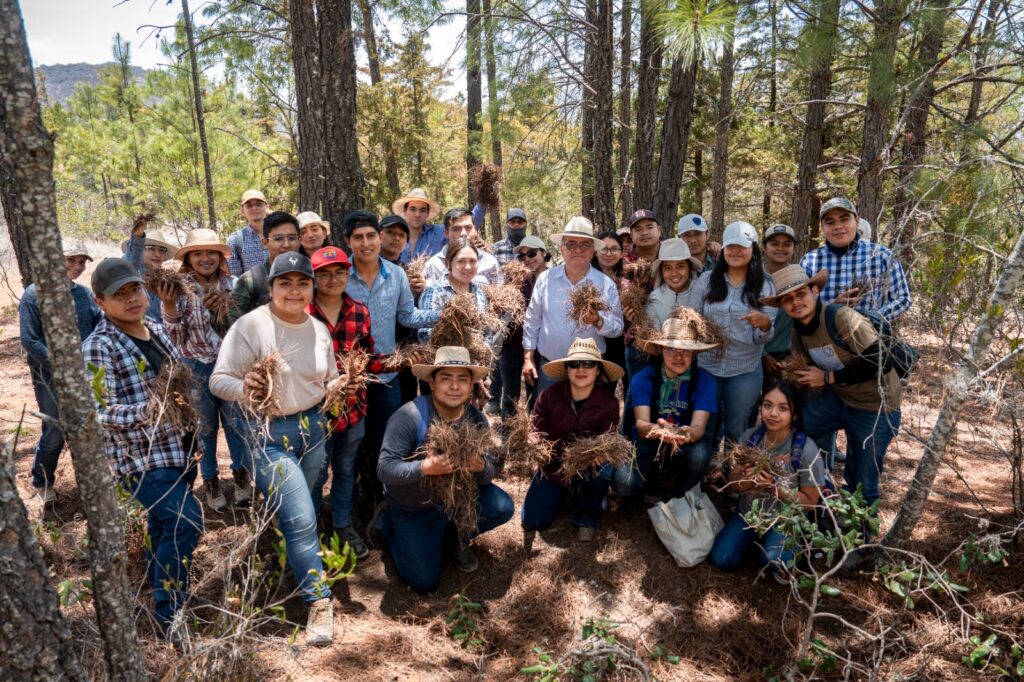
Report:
800,238,911,320
226,225,269,276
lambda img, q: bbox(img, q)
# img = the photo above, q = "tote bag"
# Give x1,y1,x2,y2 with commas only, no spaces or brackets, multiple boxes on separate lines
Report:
648,485,725,567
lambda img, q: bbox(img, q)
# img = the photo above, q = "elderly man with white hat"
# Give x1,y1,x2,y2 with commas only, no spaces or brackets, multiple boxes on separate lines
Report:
521,217,625,396
393,187,446,264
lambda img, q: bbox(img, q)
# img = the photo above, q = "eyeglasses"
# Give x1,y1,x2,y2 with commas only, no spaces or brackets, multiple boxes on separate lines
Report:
562,241,593,252
601,247,622,255
269,234,299,244
144,245,169,255
566,360,598,369
315,269,349,280
517,249,541,260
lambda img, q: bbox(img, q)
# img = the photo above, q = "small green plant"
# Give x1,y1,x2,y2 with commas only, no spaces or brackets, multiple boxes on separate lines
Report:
647,644,680,664
796,638,837,675
877,561,969,609
445,593,484,648
521,646,566,680
57,578,93,606
959,534,1010,572
86,362,107,407
962,634,1024,677
316,531,357,588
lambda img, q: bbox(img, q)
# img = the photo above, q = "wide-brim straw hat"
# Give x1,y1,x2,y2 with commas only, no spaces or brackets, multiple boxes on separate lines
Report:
176,228,232,260
651,238,703,286
297,211,331,233
759,265,829,307
392,188,441,220
120,229,179,258
412,346,491,383
542,338,625,382
649,318,720,352
549,216,604,250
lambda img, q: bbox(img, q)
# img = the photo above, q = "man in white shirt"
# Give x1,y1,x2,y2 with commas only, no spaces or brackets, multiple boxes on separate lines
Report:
421,208,502,287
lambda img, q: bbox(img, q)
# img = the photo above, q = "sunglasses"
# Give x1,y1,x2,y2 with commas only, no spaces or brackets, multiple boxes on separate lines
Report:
566,360,598,369
517,249,541,260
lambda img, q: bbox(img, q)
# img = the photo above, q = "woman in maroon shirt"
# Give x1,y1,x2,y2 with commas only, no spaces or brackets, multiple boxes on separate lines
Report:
521,338,624,542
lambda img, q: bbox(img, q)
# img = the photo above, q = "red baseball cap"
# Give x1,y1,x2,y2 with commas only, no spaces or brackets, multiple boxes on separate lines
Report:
311,246,351,271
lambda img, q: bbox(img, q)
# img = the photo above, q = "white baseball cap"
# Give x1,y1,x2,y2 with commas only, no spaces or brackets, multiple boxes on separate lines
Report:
722,221,759,248
677,213,708,234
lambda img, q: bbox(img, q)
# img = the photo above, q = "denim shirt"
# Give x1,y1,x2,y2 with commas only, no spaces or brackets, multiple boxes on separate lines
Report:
686,271,776,377
399,223,447,264
19,282,102,370
122,233,162,321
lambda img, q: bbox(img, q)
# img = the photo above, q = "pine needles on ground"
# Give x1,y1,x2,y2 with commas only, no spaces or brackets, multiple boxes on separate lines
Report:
559,432,633,480
566,281,610,327
241,352,283,419
145,360,199,432
419,420,493,537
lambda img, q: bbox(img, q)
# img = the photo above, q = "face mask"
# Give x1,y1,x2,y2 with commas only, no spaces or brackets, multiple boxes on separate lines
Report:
508,226,527,243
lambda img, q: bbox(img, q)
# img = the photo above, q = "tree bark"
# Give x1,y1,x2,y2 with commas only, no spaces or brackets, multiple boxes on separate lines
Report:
483,0,503,240
762,0,778,226
1,155,32,286
181,0,217,230
618,0,633,223
466,0,484,206
0,4,145,678
356,0,401,198
651,57,698,230
709,19,735,235
693,147,705,214
790,0,840,247
580,0,597,219
885,227,1024,548
591,0,616,231
290,0,325,213
633,0,661,211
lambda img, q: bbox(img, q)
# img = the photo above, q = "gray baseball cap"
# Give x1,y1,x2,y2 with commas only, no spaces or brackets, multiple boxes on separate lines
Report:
506,208,527,222
763,224,796,243
514,235,548,253
91,258,144,296
268,252,314,281
819,197,857,219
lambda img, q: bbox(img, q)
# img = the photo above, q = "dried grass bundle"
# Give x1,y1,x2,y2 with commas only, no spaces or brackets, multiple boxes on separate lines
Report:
383,341,436,371
566,281,610,327
629,311,661,354
620,278,652,326
323,347,381,418
501,259,533,287
558,432,633,480
763,353,811,383
482,283,526,329
622,257,655,292
145,360,199,431
724,443,790,480
501,394,554,475
144,265,195,300
405,255,429,282
132,212,156,231
203,289,233,326
241,352,283,419
667,306,729,356
430,292,498,365
468,162,503,209
419,420,492,536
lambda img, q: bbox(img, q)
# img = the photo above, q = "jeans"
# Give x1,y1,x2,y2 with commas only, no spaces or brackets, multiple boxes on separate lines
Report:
29,363,64,489
313,419,366,529
623,345,652,401
487,359,503,411
711,366,764,449
122,466,203,627
707,512,791,571
499,346,530,419
801,387,901,510
240,407,331,603
189,359,248,480
613,436,711,499
361,379,402,504
521,465,611,531
378,483,514,592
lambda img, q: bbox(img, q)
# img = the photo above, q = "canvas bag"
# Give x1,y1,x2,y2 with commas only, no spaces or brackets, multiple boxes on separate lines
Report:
648,485,725,568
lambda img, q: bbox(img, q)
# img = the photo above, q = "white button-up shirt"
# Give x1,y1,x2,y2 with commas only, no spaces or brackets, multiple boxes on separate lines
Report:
422,246,503,287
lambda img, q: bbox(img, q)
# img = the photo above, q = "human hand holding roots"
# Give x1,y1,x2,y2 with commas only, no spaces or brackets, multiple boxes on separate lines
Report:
567,281,611,327
722,443,789,489
418,420,493,537
144,265,195,303
558,432,633,480
430,292,502,365
242,352,283,418
501,259,533,287
323,347,381,418
202,289,234,326
145,361,199,431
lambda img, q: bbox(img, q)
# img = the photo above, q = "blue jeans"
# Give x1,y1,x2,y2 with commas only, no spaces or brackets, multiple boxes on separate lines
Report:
499,346,532,419
29,363,64,488
122,466,203,627
189,359,248,480
712,366,764,449
708,512,791,571
613,436,711,499
521,465,611,531
801,387,901,509
379,483,514,592
361,379,402,504
313,419,366,529
240,407,331,603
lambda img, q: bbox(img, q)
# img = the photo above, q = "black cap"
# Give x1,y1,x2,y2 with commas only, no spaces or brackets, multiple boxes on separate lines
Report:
506,208,527,222
268,252,314,281
91,258,144,296
343,210,380,237
628,209,657,229
379,214,409,236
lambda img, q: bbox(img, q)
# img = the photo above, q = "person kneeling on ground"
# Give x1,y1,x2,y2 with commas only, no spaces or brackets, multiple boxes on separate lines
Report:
521,338,623,542
708,381,826,583
371,346,515,592
614,317,719,503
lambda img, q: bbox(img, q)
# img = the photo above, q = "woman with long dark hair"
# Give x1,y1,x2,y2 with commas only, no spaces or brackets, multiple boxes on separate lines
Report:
592,230,626,391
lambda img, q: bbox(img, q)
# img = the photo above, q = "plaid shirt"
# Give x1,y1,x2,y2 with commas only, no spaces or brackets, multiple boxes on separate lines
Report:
800,238,912,319
162,274,235,363
82,318,193,478
417,278,492,344
226,225,268,277
491,235,518,265
309,294,387,430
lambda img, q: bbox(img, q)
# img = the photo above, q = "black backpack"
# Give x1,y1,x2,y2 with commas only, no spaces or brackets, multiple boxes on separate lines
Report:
822,304,918,378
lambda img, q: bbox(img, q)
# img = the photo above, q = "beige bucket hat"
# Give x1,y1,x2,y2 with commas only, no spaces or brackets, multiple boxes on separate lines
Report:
297,211,330,233
542,338,625,382
392,188,441,220
412,346,491,382
651,238,703,286
759,265,829,307
650,318,720,352
550,216,604,250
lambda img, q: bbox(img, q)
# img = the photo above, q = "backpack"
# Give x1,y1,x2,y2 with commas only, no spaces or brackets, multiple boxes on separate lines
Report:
413,395,432,450
746,426,836,496
822,303,918,378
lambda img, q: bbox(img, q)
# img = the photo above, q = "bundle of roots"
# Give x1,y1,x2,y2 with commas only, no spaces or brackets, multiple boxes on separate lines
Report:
558,432,633,480
763,353,811,383
132,212,156,232
646,422,689,460
501,394,554,475
724,443,790,481
145,360,199,431
323,347,380,419
483,283,526,329
629,311,661,354
241,352,283,419
620,278,653,329
622,257,655,292
405,255,429,282
469,162,503,210
430,292,499,365
419,420,492,537
667,306,728,358
501,259,533,288
382,341,437,371
144,265,194,300
203,289,233,326
566,281,611,327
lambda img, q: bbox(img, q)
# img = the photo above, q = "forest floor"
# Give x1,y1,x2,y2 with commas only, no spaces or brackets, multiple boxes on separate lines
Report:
0,252,1020,680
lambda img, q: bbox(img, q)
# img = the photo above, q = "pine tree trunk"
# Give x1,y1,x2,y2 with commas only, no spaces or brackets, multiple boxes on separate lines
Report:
710,21,735,235
466,0,483,206
633,0,661,210
762,0,778,227
651,57,698,231
290,0,325,213
0,5,145,678
693,148,705,214
885,228,1024,548
357,0,401,198
181,0,217,230
591,0,616,231
1,155,31,286
484,0,503,241
580,0,597,219
618,0,633,223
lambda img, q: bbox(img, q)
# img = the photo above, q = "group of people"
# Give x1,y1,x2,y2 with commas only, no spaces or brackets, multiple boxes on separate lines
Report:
20,185,912,646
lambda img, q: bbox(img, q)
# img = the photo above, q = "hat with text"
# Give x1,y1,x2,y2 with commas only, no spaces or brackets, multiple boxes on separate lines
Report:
763,223,796,243
311,246,351,271
628,209,657,229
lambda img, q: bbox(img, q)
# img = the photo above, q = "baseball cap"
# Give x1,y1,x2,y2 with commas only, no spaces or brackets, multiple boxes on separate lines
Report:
63,242,93,261
268,252,314,281
819,197,857,220
858,218,872,241
506,208,527,222
91,258,144,296
241,189,267,205
342,210,380,237
722,221,759,248
311,246,351,271
628,209,657,229
514,235,548,253
763,224,796,243
677,213,708,234
379,214,410,235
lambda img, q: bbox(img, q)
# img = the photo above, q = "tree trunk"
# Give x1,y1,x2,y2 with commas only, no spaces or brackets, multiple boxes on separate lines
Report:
693,148,705,214
580,0,597,219
709,19,735,235
356,0,401,198
633,0,661,211
0,5,145,678
1,156,31,286
483,0,503,241
855,0,907,230
618,0,633,223
466,0,483,206
960,0,999,163
762,0,778,226
885,228,1024,548
181,0,217,230
790,0,840,247
591,0,616,231
290,0,325,213
651,57,698,230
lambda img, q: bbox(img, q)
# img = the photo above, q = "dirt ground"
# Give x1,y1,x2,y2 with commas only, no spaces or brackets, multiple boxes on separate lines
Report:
2,249,1021,680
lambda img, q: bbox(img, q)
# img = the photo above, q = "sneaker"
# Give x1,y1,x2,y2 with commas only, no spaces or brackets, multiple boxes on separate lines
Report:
576,526,597,543
35,486,56,505
305,598,333,647
337,526,369,561
232,469,252,507
366,501,388,550
771,567,791,586
203,478,228,512
454,542,479,574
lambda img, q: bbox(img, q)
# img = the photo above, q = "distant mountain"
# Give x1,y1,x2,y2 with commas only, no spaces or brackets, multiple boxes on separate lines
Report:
36,62,147,105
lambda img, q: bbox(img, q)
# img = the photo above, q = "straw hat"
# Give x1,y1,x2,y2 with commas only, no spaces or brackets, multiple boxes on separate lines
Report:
120,229,179,258
392,188,441,220
542,338,625,382
651,238,702,286
550,216,604,250
412,346,491,382
759,265,829,307
297,211,330,233
176,228,231,260
649,318,720,352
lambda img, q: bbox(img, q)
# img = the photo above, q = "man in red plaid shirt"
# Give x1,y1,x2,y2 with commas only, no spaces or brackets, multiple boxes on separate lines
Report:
307,246,387,559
